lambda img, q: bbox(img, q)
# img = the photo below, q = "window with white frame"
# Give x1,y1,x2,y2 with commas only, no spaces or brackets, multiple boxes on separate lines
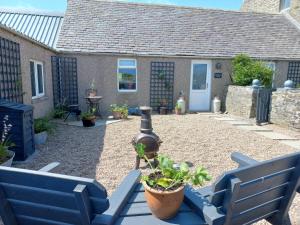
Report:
30,60,45,98
266,61,276,88
117,59,137,91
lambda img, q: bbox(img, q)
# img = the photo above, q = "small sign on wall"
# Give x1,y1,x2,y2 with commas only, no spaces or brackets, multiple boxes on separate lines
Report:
214,73,222,79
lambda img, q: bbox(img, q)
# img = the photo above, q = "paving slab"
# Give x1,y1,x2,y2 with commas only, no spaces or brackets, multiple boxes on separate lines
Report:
255,132,299,140
59,119,122,127
214,117,236,121
239,125,273,132
225,120,253,126
280,141,300,149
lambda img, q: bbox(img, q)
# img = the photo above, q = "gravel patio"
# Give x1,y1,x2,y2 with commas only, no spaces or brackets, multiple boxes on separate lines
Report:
15,114,300,224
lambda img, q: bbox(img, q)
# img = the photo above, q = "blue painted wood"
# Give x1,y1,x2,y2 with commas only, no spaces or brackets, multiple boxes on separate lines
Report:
92,170,141,225
74,184,92,225
0,166,109,225
231,152,259,167
0,185,18,225
197,152,300,225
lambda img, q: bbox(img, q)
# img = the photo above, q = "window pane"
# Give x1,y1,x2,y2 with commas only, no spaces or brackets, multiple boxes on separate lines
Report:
37,64,44,94
119,59,136,67
30,61,36,97
118,68,136,90
192,64,207,90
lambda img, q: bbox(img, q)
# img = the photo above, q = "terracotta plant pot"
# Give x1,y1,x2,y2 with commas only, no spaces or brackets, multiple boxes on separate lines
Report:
175,108,182,115
143,181,184,219
159,107,168,115
82,116,96,127
112,111,123,119
0,150,15,167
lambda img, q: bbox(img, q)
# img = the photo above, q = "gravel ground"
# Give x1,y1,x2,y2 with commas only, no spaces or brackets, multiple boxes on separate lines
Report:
12,114,300,224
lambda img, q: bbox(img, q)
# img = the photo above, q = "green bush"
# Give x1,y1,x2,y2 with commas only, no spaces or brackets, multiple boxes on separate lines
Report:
34,117,54,134
232,54,273,87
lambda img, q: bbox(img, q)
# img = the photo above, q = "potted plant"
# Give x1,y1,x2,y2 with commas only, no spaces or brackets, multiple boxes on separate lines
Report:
175,103,182,115
136,143,211,219
88,79,97,97
52,104,67,119
0,115,15,167
34,117,54,145
110,104,128,119
159,99,168,115
81,108,96,127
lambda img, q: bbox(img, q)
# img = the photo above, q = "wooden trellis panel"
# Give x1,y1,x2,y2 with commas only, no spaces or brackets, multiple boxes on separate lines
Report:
287,62,300,86
51,56,78,106
0,36,23,103
150,62,175,112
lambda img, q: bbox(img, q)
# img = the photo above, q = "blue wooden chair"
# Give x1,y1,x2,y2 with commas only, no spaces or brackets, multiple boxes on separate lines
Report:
1,152,299,225
185,151,300,225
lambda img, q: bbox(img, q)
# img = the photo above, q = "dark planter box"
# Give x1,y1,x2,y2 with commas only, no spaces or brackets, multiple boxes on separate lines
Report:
0,100,35,161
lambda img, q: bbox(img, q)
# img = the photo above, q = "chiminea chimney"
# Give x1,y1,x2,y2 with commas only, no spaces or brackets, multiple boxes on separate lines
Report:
132,106,162,169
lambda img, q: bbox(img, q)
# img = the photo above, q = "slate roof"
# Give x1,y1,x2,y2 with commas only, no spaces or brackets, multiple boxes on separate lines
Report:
0,9,64,49
57,0,300,59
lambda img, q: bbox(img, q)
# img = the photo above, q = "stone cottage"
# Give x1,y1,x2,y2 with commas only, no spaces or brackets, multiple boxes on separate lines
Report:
1,0,300,117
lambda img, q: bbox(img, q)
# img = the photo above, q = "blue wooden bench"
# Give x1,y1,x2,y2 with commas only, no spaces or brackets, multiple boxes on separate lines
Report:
0,152,299,225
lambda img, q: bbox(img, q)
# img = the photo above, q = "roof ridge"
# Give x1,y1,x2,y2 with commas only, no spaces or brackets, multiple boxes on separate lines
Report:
0,8,64,17
90,0,281,16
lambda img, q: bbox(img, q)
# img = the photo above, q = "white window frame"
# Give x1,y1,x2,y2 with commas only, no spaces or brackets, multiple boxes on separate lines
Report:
117,58,137,92
265,61,276,88
30,60,45,99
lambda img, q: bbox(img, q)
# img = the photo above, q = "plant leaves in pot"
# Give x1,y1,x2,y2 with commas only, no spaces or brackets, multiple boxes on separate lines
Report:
110,104,128,119
81,108,96,127
0,115,15,167
136,143,212,220
34,117,54,145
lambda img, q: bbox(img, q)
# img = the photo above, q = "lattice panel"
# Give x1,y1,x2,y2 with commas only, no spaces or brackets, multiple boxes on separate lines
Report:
0,36,23,103
150,62,174,112
287,62,300,86
52,56,78,106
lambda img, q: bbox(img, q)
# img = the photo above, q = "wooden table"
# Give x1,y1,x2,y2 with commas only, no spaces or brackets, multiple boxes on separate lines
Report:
113,183,206,225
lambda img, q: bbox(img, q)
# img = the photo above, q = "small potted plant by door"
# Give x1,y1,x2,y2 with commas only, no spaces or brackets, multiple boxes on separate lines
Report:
136,144,211,219
81,109,96,127
0,115,15,167
174,103,182,115
159,99,168,115
110,104,128,119
34,117,54,145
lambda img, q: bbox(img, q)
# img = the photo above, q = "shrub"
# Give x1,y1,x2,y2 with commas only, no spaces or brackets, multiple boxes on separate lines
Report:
110,104,128,118
232,54,273,87
34,117,54,134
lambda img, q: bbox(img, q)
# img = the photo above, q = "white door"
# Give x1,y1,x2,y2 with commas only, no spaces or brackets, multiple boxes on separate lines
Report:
189,60,212,111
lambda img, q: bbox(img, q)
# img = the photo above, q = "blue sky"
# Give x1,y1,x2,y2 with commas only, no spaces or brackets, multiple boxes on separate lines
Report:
0,0,243,12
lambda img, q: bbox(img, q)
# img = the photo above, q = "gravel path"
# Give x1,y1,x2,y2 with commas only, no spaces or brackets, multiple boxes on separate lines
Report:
13,114,300,224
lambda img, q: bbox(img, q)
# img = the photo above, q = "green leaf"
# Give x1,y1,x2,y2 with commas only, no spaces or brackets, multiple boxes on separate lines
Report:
136,143,145,158
180,162,189,174
156,178,173,188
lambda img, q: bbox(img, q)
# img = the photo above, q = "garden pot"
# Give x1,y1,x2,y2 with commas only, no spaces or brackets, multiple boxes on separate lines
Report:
112,111,123,119
143,181,185,219
0,150,15,167
82,116,96,127
34,131,48,145
159,107,168,115
175,108,182,115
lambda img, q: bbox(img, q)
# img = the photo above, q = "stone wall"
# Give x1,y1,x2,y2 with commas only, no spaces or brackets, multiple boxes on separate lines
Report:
270,89,300,131
225,85,258,118
241,0,280,13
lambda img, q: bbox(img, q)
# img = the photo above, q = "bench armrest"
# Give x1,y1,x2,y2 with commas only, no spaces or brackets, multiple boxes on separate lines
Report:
38,162,60,172
231,152,259,168
92,170,141,225
185,186,225,225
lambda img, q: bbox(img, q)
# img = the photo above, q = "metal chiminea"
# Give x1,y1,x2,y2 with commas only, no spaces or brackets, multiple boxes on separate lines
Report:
132,106,162,169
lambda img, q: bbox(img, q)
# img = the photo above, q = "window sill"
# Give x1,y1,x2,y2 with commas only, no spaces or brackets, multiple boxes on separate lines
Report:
32,96,49,104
